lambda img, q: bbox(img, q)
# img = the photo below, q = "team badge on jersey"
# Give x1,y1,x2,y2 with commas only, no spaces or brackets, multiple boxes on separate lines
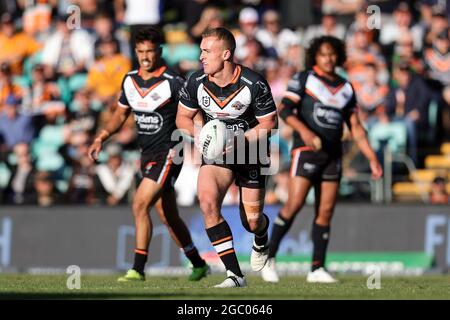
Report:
202,96,211,107
249,169,259,180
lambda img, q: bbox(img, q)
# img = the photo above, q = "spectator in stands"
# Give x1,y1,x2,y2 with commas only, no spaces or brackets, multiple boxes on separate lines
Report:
423,7,449,49
22,63,63,116
265,59,296,105
68,89,99,136
384,62,431,164
72,0,100,30
3,142,35,204
191,6,224,43
424,28,450,140
239,38,266,75
321,0,364,16
92,12,130,59
235,7,261,62
429,176,449,204
346,5,378,46
353,62,389,125
0,63,24,113
115,0,163,68
392,32,425,76
41,14,94,80
0,13,41,75
66,136,96,204
0,95,35,152
424,28,450,89
346,28,388,88
86,36,131,103
93,143,136,206
256,10,299,60
30,171,64,206
379,2,424,52
302,13,346,48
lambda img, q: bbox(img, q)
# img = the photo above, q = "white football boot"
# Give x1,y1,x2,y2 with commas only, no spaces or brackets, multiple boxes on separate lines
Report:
250,241,269,271
306,267,338,283
261,258,279,283
213,270,247,288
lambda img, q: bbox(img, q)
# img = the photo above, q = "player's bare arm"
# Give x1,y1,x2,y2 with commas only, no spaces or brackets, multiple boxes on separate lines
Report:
88,106,131,162
279,102,322,151
175,104,198,138
244,112,278,143
348,112,383,179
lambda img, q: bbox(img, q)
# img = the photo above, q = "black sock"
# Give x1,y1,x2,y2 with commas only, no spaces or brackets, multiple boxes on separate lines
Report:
254,214,269,247
206,220,243,278
268,213,294,259
183,243,206,268
132,248,148,275
311,223,330,271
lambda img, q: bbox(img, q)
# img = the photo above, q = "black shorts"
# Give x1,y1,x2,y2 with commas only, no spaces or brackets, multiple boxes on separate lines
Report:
290,147,342,182
140,149,182,190
201,161,268,189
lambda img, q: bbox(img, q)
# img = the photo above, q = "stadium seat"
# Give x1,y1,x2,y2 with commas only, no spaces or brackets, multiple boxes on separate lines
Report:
392,182,430,201
441,142,450,155
68,73,87,92
368,122,407,154
425,155,450,169
0,162,11,188
410,169,439,182
32,125,65,171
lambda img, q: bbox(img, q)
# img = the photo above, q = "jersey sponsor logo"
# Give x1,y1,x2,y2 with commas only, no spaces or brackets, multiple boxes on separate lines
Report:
150,92,161,101
313,103,343,129
216,112,230,117
225,120,248,132
134,112,164,134
231,101,245,110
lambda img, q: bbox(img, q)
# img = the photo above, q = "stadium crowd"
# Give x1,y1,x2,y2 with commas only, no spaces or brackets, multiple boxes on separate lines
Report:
0,0,449,206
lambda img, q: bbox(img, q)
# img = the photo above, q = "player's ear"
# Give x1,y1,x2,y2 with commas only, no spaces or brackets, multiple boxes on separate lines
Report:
223,49,231,61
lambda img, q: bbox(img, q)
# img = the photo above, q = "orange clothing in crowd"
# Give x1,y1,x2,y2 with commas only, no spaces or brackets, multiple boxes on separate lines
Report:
86,54,131,101
0,32,42,74
0,83,24,112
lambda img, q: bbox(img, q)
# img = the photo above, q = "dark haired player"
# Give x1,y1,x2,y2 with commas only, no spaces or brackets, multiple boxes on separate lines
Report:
261,36,382,283
88,27,209,282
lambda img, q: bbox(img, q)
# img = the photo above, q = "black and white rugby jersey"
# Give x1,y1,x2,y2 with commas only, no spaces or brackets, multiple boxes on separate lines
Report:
178,65,277,133
282,66,357,155
118,65,183,154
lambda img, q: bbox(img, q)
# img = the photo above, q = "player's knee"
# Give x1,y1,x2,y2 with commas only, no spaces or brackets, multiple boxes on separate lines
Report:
284,199,303,217
198,193,220,216
316,208,334,224
132,198,150,218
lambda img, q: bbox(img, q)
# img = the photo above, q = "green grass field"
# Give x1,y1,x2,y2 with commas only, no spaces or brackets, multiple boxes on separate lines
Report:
0,274,449,299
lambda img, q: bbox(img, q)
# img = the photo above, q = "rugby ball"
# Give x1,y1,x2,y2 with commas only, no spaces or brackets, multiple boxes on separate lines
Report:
198,119,228,160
